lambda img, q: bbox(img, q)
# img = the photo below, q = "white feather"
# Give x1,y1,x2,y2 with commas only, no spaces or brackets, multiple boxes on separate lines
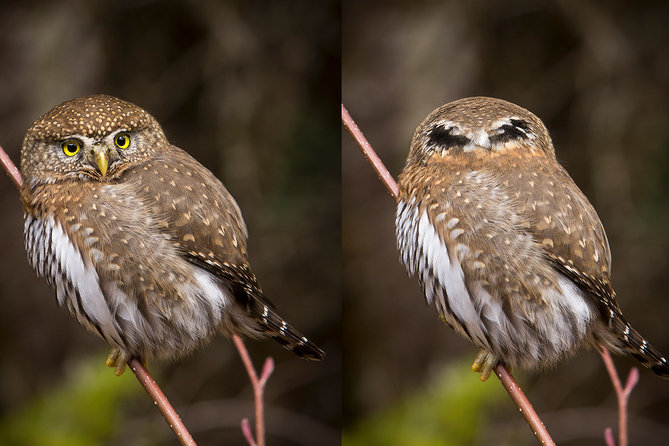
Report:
464,130,491,152
416,211,487,344
191,268,229,310
470,275,592,362
396,200,419,275
552,275,593,341
48,218,124,346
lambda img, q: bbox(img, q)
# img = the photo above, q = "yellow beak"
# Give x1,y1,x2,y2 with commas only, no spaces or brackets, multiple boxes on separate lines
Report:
94,150,109,176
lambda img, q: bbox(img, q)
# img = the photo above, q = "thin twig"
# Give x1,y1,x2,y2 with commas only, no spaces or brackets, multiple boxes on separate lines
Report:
600,348,639,446
0,144,197,446
494,364,555,446
233,334,275,446
129,358,197,446
342,104,556,446
241,418,256,446
605,428,616,446
341,105,399,199
0,145,22,189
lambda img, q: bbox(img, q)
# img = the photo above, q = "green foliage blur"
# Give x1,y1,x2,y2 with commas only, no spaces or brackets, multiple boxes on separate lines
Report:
344,361,505,446
0,355,138,446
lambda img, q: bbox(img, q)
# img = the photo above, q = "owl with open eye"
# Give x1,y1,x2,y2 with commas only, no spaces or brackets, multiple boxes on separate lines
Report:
396,96,669,380
20,94,324,374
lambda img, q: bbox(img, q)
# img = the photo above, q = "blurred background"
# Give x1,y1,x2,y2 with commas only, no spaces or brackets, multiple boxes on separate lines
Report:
343,1,669,445
0,1,339,445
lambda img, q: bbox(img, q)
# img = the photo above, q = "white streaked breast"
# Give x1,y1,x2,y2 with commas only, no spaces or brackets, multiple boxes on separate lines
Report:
47,217,124,346
416,211,487,344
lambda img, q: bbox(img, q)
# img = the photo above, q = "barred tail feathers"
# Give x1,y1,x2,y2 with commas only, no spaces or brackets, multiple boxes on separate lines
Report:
608,309,669,379
251,299,325,361
202,260,326,361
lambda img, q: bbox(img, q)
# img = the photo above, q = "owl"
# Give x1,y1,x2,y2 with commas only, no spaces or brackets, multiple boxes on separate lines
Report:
396,96,669,380
20,94,324,375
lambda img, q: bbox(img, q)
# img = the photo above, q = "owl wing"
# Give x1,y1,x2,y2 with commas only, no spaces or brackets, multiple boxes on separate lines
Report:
141,147,324,360
526,162,669,376
521,162,619,310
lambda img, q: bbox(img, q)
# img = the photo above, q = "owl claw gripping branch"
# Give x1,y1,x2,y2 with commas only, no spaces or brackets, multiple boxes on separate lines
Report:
20,95,324,375
396,96,669,381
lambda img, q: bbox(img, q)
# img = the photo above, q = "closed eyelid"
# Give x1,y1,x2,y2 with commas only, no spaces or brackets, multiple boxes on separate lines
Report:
427,126,470,148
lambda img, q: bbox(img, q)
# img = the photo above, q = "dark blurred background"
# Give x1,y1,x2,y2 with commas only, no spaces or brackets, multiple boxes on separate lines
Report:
343,1,669,444
0,1,339,445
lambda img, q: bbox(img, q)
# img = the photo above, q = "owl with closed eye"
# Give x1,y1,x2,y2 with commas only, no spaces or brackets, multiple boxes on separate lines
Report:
20,94,324,374
396,96,669,380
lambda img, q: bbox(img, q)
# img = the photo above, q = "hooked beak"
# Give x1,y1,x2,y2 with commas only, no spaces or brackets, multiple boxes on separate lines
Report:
92,147,109,176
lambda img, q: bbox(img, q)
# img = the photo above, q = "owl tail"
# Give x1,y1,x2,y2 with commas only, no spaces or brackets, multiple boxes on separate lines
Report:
608,310,669,379
250,298,326,361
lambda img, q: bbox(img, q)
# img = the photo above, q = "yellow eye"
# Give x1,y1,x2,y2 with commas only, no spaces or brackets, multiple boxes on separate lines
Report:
62,139,81,157
114,133,131,149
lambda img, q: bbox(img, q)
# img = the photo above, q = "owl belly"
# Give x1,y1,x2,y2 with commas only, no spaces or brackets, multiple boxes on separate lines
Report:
396,201,595,369
24,213,231,360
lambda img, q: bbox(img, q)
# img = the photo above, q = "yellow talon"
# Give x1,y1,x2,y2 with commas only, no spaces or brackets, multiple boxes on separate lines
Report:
472,349,498,382
106,347,130,376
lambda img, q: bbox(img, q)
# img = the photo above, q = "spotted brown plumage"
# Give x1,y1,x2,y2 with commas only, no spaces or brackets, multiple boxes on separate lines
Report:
20,94,324,374
396,96,668,380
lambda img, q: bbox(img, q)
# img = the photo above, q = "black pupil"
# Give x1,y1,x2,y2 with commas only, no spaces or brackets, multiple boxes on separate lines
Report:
67,142,78,152
117,135,126,146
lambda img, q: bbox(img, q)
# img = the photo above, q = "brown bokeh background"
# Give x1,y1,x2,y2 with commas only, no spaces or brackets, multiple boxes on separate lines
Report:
3,1,669,444
0,2,339,445
343,1,669,444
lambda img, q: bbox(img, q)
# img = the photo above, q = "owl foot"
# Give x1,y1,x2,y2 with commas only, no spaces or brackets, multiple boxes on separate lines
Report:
472,349,498,382
105,347,131,376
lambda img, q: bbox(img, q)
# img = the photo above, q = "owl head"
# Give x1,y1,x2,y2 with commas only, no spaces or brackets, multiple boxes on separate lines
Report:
406,96,555,166
21,95,168,188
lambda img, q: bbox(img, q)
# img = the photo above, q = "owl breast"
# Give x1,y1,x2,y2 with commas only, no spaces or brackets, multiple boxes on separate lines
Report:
22,180,233,361
396,161,597,369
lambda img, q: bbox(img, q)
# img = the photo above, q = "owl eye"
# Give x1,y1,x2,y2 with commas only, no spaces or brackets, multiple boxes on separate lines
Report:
62,139,81,157
427,126,470,149
114,133,131,149
490,118,532,145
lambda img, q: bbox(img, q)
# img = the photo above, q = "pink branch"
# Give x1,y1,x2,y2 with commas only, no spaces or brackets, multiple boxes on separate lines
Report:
341,105,399,199
495,364,555,446
605,428,616,446
1,144,197,446
241,418,255,445
0,145,22,189
600,348,639,446
233,334,274,446
129,358,197,446
342,104,556,446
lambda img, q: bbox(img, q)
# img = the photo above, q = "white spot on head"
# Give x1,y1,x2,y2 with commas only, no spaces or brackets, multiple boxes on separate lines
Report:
463,130,491,152
472,130,491,147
